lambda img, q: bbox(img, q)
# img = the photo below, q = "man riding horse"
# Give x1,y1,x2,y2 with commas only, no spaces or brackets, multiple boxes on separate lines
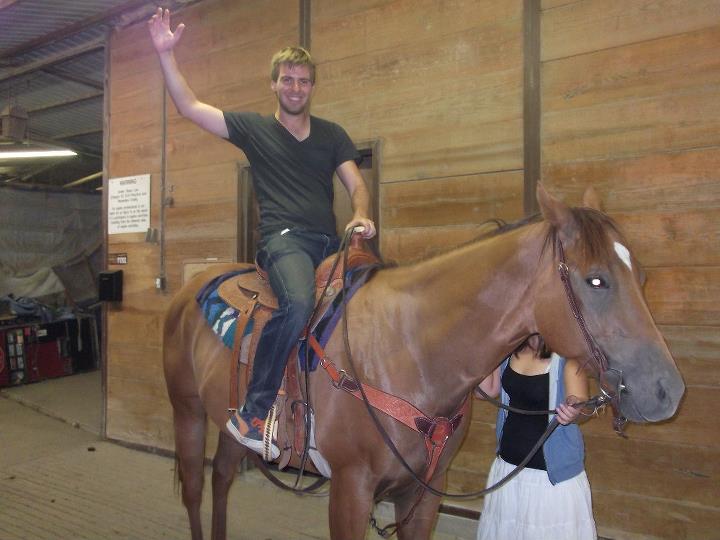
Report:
148,7,376,457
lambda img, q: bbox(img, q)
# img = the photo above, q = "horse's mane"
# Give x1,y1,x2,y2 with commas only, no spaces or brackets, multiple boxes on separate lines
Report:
377,214,542,268
382,205,625,269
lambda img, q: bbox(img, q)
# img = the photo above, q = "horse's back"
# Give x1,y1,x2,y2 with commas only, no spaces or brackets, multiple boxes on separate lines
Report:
164,263,253,338
163,263,253,419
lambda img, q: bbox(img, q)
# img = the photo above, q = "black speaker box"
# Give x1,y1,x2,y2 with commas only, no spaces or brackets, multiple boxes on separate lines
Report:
98,270,123,302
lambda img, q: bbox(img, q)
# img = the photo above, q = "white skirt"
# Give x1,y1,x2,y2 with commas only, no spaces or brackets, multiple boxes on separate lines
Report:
476,456,597,540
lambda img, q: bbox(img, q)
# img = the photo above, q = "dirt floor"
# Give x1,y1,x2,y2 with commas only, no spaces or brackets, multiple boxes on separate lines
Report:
0,372,477,539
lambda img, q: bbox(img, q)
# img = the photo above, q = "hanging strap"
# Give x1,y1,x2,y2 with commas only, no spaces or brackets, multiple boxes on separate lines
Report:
228,296,258,412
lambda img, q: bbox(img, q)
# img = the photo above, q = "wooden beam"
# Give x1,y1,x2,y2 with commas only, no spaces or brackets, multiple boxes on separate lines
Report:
523,0,541,216
8,162,57,183
101,26,111,437
41,67,104,90
0,179,98,193
53,128,103,140
63,170,102,188
26,92,103,114
300,0,311,50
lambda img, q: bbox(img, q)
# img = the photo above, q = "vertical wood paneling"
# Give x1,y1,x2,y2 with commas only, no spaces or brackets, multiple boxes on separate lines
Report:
540,1,720,536
523,0,541,215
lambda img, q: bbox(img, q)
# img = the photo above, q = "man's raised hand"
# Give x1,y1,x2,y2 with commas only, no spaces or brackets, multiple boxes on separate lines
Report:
148,7,185,54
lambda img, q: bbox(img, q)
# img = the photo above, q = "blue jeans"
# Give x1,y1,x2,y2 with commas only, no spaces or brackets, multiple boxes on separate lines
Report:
244,228,340,420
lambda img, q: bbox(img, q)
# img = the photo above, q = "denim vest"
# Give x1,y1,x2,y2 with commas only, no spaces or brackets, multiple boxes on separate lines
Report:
495,353,585,485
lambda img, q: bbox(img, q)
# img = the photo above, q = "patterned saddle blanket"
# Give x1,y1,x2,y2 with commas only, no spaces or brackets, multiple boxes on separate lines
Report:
197,262,378,370
197,235,380,368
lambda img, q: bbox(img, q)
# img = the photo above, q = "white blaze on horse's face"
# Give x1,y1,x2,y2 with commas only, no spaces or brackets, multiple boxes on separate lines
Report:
614,241,632,271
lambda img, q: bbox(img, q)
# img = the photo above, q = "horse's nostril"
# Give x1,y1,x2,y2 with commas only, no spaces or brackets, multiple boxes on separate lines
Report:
656,381,668,402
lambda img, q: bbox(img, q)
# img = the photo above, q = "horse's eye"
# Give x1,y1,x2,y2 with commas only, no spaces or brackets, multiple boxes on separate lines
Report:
586,276,608,289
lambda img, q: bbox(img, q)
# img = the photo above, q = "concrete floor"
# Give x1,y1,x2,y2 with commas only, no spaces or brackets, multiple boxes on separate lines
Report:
0,372,478,539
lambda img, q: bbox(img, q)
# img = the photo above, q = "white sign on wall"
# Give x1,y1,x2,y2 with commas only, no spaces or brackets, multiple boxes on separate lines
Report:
108,174,151,235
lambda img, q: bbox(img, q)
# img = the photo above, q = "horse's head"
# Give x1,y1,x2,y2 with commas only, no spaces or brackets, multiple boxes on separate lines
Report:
531,184,685,423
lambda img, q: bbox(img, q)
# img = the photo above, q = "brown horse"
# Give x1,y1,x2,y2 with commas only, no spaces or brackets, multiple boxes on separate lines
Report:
163,184,684,540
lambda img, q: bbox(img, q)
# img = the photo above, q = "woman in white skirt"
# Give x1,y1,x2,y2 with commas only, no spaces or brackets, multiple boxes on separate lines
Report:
475,338,597,540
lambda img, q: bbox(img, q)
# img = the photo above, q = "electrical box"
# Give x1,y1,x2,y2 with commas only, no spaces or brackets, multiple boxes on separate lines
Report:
99,270,123,302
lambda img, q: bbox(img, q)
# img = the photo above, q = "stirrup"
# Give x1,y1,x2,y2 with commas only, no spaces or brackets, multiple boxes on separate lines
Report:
263,404,279,461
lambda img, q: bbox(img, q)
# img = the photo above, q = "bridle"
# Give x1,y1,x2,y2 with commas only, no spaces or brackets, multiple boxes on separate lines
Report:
555,236,628,435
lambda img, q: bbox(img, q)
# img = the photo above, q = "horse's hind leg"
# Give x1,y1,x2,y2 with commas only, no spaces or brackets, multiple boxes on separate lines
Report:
173,395,208,540
210,431,247,540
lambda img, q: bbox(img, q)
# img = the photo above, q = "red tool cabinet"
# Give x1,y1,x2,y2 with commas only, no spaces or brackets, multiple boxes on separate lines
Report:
0,323,73,387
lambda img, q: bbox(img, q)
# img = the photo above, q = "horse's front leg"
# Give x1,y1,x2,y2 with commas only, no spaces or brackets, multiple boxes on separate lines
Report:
210,431,247,540
394,471,445,540
328,466,377,540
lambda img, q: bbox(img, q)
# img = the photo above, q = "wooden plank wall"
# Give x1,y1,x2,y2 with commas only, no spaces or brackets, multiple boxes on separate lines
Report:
106,0,299,451
104,0,718,537
311,0,526,261
539,1,720,538
106,15,168,447
310,0,525,520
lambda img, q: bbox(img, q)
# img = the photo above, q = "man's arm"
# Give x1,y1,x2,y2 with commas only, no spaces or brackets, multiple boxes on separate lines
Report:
148,8,228,138
336,160,376,239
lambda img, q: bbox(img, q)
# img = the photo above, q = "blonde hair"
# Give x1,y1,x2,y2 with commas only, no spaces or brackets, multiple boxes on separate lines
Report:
270,46,316,84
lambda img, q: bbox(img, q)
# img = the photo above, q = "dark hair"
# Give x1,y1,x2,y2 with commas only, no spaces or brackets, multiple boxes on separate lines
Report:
512,334,552,359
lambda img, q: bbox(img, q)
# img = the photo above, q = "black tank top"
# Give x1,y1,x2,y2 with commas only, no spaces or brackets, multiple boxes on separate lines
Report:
498,364,549,470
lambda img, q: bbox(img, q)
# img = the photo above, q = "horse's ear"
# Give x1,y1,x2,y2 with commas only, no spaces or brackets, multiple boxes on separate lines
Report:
582,186,603,211
537,183,578,244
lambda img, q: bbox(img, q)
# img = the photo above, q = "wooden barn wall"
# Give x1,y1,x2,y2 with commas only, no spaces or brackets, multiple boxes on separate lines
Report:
104,0,718,537
309,0,525,522
311,0,526,261
537,1,720,538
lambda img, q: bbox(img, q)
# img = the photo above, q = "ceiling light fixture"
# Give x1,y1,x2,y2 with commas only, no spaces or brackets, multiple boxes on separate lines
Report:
0,149,78,159
1,104,78,160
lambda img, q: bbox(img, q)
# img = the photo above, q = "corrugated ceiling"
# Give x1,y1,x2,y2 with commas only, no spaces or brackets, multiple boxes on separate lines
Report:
0,0,195,191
